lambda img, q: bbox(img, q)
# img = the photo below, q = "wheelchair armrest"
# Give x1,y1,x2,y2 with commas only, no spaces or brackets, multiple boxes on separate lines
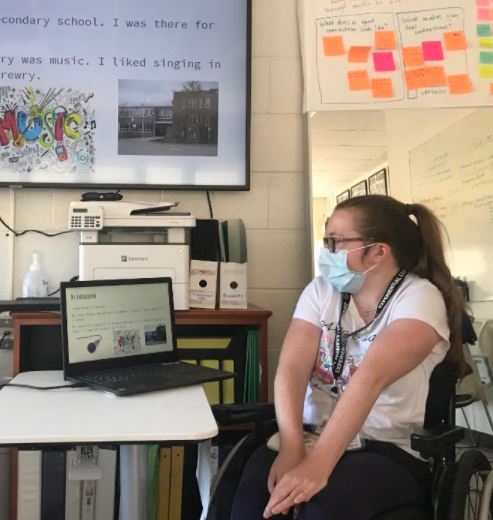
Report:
410,426,464,459
211,403,276,426
455,393,476,408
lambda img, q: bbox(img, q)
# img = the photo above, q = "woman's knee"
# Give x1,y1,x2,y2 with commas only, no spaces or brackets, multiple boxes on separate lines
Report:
230,445,277,519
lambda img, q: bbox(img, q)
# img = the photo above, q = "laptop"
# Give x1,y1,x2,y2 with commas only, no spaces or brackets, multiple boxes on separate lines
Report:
60,277,234,396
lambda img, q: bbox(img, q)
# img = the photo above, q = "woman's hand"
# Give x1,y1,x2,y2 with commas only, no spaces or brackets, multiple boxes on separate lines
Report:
267,445,305,494
263,451,331,518
266,445,305,516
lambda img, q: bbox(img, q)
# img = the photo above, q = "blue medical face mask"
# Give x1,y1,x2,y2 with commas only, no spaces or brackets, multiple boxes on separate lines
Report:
318,244,377,294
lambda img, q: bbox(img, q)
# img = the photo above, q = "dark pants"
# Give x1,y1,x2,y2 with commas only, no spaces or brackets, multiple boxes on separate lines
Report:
230,442,432,520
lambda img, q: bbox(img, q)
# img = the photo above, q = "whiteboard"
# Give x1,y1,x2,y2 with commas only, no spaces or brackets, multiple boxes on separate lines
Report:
298,0,493,111
409,108,493,301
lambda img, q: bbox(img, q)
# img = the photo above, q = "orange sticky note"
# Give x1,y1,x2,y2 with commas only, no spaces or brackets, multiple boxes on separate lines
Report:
490,83,493,94
322,35,345,56
371,77,393,98
402,46,425,67
424,66,447,87
375,30,397,50
347,70,371,90
447,74,472,94
348,46,371,63
405,68,428,90
443,31,467,51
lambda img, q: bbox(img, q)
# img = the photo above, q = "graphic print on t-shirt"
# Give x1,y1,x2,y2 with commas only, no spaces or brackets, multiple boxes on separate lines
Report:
311,320,369,393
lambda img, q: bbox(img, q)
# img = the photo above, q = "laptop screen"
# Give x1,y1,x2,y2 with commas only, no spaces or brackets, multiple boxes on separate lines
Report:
61,277,177,377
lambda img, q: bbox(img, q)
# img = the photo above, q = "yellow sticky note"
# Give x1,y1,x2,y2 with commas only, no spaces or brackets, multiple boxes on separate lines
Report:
347,70,371,91
447,74,472,94
322,35,345,56
480,63,493,78
371,78,393,98
479,36,493,48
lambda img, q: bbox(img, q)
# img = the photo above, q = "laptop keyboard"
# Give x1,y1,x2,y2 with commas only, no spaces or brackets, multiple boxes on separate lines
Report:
82,362,212,385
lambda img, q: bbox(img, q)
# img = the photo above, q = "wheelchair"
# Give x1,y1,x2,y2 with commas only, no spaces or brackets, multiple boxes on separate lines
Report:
207,359,493,520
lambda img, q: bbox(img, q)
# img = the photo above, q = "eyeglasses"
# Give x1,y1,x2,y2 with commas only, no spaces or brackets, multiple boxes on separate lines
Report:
323,236,374,253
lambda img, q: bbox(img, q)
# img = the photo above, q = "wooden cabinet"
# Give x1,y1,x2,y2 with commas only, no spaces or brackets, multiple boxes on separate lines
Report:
10,304,272,401
7,305,271,520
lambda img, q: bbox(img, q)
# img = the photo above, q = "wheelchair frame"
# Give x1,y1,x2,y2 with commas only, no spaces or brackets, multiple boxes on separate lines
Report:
207,360,493,520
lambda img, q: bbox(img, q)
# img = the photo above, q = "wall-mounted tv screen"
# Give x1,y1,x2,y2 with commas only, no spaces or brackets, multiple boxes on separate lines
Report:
0,0,251,190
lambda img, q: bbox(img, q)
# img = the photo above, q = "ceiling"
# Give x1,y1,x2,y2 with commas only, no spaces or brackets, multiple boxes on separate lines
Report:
310,110,387,198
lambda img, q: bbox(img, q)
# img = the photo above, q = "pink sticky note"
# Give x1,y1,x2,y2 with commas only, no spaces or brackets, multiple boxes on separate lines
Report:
478,8,493,21
373,51,396,72
477,0,490,6
422,40,444,61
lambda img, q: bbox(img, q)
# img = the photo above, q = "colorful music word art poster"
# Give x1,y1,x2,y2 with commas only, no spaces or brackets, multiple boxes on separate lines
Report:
0,86,95,174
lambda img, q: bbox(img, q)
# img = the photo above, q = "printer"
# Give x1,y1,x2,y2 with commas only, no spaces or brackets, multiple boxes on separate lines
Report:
68,200,196,310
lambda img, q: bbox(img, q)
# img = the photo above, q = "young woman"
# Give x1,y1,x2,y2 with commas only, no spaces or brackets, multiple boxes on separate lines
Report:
231,195,466,520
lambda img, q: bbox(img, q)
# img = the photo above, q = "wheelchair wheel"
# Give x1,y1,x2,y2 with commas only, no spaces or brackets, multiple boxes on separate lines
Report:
447,449,492,520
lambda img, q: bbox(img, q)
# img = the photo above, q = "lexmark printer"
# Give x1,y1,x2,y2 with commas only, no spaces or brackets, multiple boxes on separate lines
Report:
68,200,196,310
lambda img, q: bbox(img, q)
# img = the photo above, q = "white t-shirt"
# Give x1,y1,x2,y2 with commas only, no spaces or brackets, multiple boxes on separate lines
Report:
293,273,450,455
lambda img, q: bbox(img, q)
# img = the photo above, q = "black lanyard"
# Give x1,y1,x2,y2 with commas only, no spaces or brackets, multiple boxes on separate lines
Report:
332,269,408,382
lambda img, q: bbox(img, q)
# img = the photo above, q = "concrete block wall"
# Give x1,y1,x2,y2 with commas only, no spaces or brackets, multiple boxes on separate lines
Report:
0,0,311,398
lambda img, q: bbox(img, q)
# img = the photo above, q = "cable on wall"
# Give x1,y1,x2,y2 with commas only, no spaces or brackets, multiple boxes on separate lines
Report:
0,216,74,237
206,190,214,219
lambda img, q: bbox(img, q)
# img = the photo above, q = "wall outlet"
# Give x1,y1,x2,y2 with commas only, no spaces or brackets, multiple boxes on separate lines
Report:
0,316,13,351
472,355,493,385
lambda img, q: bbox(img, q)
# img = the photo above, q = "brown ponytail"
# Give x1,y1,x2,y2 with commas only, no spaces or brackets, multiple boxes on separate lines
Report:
336,195,467,377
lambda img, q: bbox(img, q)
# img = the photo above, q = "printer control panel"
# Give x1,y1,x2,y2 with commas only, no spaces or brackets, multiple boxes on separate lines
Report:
68,205,104,230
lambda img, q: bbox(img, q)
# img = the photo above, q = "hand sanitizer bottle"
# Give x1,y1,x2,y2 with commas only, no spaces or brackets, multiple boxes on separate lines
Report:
22,251,49,297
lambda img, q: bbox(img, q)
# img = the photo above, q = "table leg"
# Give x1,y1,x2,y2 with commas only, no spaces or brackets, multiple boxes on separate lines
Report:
197,439,212,520
119,445,148,520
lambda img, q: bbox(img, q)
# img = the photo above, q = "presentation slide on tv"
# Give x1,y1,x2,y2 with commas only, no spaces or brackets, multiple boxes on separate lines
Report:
0,0,248,188
65,283,173,363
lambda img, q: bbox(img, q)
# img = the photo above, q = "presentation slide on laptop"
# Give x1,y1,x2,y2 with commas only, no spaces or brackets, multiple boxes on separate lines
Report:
65,282,173,363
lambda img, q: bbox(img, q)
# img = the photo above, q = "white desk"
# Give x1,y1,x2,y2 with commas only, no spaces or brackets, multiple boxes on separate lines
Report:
0,371,218,519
